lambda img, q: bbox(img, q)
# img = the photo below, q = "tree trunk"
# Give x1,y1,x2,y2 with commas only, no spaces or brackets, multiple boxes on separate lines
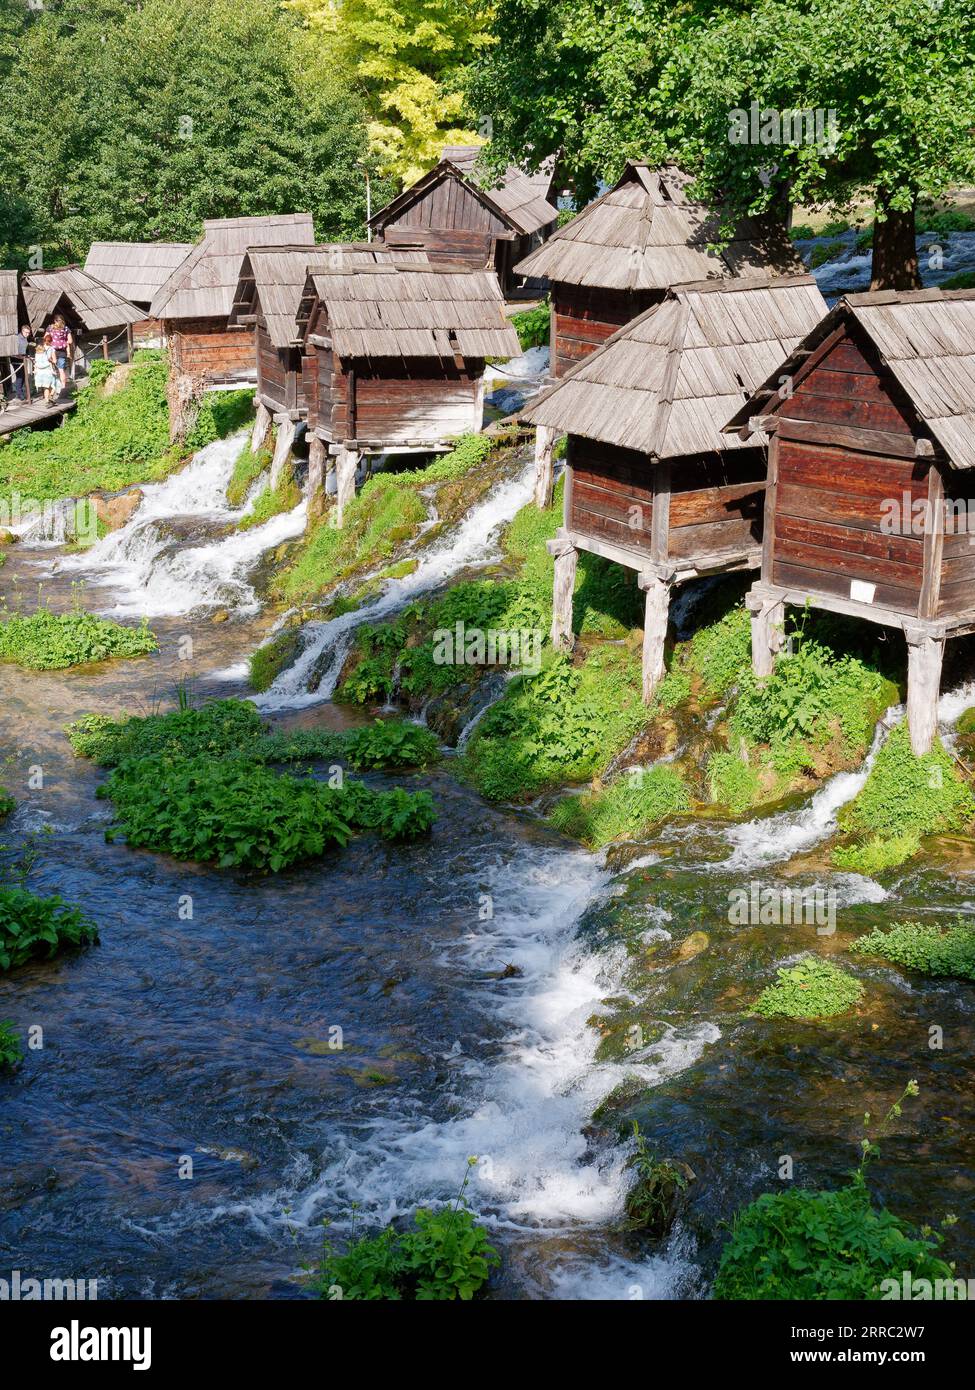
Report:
870,197,920,291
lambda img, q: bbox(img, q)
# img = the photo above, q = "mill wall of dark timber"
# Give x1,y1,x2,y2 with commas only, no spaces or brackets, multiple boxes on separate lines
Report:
552,283,663,377
566,435,766,562
255,320,304,416
763,327,949,618
167,316,256,383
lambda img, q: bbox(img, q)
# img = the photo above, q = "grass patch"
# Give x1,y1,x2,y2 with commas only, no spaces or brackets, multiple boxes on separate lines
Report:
832,831,921,875
0,353,252,504
548,765,689,848
707,750,762,814
750,957,864,1019
683,606,751,700
249,629,301,693
0,606,156,670
227,444,271,507
0,886,99,971
238,464,300,531
849,918,975,981
839,723,975,838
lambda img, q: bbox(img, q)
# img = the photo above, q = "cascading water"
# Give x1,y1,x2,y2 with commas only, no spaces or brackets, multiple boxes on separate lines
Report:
256,459,537,710
54,433,305,617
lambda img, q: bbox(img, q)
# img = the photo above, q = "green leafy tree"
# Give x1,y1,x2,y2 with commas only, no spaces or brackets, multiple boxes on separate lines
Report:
286,0,496,184
469,0,975,287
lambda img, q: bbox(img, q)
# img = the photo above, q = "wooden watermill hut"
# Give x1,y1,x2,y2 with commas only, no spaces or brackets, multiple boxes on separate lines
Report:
0,269,29,397
150,212,315,432
296,256,520,522
725,286,975,755
521,275,828,701
83,241,192,345
21,266,143,371
515,162,804,379
369,152,558,298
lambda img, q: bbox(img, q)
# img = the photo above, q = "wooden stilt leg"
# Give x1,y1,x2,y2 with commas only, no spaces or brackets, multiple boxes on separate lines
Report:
550,540,578,652
306,436,326,525
534,425,557,510
639,573,670,703
907,635,944,755
335,447,359,528
269,419,296,489
750,598,785,678
251,400,272,454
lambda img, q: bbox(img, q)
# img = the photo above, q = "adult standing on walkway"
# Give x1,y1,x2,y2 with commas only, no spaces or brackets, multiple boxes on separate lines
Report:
33,331,59,405
49,314,73,392
11,323,32,400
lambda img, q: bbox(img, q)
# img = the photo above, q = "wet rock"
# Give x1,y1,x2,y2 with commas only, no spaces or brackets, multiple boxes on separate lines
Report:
622,1156,696,1238
0,529,18,545
92,488,143,530
677,931,709,961
212,609,230,624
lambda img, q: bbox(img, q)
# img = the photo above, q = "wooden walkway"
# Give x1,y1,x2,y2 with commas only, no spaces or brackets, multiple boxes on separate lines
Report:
0,385,82,438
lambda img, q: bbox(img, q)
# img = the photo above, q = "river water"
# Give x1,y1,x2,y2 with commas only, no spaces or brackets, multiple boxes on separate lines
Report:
1,437,974,1300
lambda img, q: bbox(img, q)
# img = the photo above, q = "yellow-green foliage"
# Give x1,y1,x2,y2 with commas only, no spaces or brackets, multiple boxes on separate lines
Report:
850,918,975,981
549,766,690,848
249,628,301,692
239,466,301,531
707,750,761,813
832,832,921,875
227,443,272,507
840,723,975,838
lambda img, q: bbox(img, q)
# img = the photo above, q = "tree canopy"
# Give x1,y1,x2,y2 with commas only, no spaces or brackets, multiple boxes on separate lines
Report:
0,0,391,267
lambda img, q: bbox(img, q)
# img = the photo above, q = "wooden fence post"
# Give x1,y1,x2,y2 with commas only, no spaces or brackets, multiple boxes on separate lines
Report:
534,425,557,510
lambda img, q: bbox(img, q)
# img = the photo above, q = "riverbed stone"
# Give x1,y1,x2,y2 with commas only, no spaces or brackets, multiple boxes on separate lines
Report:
677,931,709,960
92,488,143,530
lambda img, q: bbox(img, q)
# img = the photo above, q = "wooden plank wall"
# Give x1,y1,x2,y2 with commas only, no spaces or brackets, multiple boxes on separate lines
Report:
384,224,495,270
552,284,661,377
169,317,255,380
308,350,481,444
770,331,928,615
939,472,975,617
256,322,289,413
567,438,764,563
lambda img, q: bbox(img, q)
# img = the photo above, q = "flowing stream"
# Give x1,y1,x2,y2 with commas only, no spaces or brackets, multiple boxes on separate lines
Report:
2,437,975,1299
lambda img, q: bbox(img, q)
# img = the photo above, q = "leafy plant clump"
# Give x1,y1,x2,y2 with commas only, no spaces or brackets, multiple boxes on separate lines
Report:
832,831,921,876
683,606,751,700
707,750,761,814
750,957,864,1019
248,629,301,693
0,607,157,670
99,755,436,871
850,919,975,982
317,1162,499,1300
0,886,99,971
227,443,272,507
238,464,301,531
0,787,14,821
840,723,975,839
0,1020,22,1070
549,766,690,848
509,300,551,351
713,1084,955,1300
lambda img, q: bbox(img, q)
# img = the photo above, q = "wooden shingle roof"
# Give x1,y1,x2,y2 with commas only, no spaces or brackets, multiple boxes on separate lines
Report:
83,241,192,308
725,287,975,470
523,275,828,458
150,213,315,321
298,260,521,361
370,158,557,240
22,267,143,333
515,162,803,291
0,270,27,356
233,243,427,349
440,146,559,235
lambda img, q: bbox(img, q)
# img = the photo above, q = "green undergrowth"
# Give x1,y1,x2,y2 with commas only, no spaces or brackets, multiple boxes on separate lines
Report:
833,831,921,875
548,765,690,848
0,354,252,504
0,603,156,670
508,300,550,352
238,462,301,531
66,700,437,872
0,1020,21,1070
0,787,14,821
249,628,302,693
272,434,497,604
750,956,864,1019
850,918,975,981
0,885,99,971
227,443,272,507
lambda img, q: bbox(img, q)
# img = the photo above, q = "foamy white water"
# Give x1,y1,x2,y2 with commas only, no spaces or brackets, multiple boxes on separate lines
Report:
56,434,306,616
256,458,537,710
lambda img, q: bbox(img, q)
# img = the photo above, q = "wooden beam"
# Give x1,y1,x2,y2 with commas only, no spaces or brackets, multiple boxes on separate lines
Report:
533,426,557,509
777,415,927,460
650,461,671,563
906,634,944,755
918,464,945,621
551,542,578,651
639,574,670,702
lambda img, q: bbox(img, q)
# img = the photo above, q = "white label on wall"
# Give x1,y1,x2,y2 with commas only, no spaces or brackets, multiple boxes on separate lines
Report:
850,579,876,603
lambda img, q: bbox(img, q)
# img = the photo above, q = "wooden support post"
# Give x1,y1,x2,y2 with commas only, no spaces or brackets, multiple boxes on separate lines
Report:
550,538,578,652
335,446,359,528
906,634,944,756
101,334,109,361
534,425,557,510
473,373,486,433
306,435,326,526
638,573,670,703
126,325,134,364
269,418,297,489
251,400,273,454
750,598,786,679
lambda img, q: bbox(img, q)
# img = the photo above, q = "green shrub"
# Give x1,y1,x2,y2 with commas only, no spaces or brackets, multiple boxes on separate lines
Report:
821,218,851,236
707,751,761,813
809,240,845,268
509,300,551,351
790,223,816,240
0,887,99,971
940,271,975,290
832,831,921,875
318,1166,499,1300
0,607,156,670
342,720,439,771
840,723,975,838
850,919,975,981
713,1173,953,1300
98,755,435,871
918,209,975,236
750,957,864,1019
685,607,751,699
66,700,264,766
0,787,14,822
0,1020,21,1070
549,766,689,848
